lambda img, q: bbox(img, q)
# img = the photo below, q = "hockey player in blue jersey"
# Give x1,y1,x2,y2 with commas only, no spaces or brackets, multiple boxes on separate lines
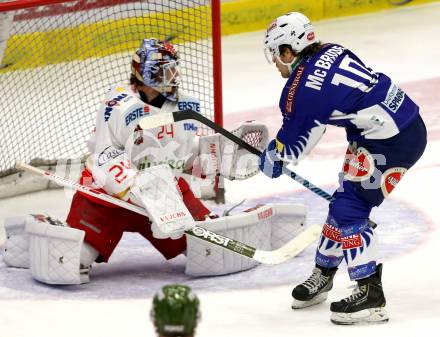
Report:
259,12,427,325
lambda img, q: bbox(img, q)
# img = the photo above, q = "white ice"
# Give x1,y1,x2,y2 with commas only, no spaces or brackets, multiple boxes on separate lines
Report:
1,3,440,336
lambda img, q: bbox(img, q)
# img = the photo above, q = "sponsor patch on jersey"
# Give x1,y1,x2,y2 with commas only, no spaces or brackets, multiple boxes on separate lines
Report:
381,167,407,197
97,146,125,166
183,123,198,131
322,223,341,242
177,100,200,113
142,158,186,171
104,93,129,122
125,105,150,126
342,146,375,181
285,65,305,114
382,83,405,113
341,234,362,249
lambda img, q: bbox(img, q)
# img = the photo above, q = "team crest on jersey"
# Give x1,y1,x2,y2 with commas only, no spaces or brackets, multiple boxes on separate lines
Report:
342,146,375,181
381,167,407,197
133,125,144,145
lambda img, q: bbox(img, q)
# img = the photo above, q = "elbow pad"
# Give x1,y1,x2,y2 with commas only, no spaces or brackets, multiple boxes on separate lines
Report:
86,147,137,200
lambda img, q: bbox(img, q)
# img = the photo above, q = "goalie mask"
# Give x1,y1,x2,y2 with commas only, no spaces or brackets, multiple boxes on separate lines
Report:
263,12,316,71
151,284,200,337
132,38,181,101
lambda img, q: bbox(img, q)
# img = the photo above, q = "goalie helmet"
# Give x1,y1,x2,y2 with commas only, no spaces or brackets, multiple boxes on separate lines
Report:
151,284,200,337
132,38,180,101
263,12,316,64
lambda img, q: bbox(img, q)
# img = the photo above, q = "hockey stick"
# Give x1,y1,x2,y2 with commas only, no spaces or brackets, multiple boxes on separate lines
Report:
15,161,321,265
140,110,331,201
139,110,379,229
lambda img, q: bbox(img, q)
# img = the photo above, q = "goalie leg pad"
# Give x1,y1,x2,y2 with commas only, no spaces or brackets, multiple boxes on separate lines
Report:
2,216,30,268
25,215,98,285
185,218,270,277
268,204,307,249
185,203,307,276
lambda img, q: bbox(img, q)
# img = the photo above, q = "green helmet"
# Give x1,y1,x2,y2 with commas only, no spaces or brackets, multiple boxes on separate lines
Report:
151,284,200,337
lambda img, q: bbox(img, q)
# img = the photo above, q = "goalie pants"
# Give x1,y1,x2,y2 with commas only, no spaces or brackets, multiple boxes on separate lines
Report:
316,114,427,280
66,177,210,262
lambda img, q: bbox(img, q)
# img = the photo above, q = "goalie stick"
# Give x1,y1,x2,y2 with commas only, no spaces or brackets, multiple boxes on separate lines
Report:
15,161,321,265
138,110,378,229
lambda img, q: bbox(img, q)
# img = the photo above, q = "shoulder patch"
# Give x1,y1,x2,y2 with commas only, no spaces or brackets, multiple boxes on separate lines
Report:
104,93,129,122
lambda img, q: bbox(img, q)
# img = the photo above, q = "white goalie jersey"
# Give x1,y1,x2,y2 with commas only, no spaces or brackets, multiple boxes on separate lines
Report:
86,84,203,199
85,84,268,199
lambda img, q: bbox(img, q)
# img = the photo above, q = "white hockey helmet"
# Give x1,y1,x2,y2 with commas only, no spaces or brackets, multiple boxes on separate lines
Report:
263,12,317,64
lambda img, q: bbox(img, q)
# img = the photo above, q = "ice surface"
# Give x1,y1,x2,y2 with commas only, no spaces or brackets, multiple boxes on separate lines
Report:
1,3,439,337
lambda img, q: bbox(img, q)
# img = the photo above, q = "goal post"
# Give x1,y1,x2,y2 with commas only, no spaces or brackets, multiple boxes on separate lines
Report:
0,0,223,199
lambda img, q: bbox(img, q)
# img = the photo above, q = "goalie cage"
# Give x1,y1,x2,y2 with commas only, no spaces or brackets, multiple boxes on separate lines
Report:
0,0,224,201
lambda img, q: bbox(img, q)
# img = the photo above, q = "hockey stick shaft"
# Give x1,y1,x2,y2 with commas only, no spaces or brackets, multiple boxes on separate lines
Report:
139,110,378,229
15,161,320,264
140,110,333,200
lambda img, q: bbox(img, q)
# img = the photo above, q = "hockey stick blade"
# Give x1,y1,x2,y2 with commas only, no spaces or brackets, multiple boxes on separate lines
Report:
185,224,322,265
15,161,318,264
253,224,322,264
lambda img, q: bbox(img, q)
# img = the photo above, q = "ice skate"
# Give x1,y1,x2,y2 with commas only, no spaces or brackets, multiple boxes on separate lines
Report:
330,264,389,325
291,265,337,309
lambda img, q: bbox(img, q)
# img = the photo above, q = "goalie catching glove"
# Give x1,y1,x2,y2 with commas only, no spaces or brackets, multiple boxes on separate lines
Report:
195,121,269,180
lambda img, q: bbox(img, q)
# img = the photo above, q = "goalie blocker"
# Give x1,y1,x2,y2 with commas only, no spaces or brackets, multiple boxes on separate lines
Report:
1,203,311,283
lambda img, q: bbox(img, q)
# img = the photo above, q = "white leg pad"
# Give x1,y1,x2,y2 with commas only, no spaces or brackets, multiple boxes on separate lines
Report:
185,203,306,276
269,204,307,249
2,216,30,268
25,215,93,285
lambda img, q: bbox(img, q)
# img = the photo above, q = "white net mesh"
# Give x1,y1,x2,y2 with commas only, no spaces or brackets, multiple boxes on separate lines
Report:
0,0,218,177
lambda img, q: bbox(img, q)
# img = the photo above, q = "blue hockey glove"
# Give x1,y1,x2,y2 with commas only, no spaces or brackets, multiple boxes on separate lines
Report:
258,139,283,178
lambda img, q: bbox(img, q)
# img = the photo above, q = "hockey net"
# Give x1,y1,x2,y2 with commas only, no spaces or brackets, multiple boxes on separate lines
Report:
0,0,223,199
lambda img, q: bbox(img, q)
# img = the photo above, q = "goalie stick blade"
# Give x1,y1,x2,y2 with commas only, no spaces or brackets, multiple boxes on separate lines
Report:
139,111,176,129
253,224,322,265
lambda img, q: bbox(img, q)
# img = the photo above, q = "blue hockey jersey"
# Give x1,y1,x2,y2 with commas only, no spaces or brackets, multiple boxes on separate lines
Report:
276,43,419,164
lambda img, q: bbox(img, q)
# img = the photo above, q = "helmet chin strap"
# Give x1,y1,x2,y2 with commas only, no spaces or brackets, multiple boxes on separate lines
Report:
276,54,303,74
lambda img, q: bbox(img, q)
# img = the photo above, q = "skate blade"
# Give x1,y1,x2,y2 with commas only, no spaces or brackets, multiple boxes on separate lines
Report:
330,307,389,325
291,292,328,309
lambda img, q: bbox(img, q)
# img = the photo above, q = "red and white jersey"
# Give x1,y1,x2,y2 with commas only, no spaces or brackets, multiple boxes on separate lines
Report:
84,84,201,199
